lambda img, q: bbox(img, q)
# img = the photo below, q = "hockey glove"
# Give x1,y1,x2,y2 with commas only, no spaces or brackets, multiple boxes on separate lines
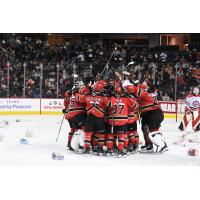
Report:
62,109,67,114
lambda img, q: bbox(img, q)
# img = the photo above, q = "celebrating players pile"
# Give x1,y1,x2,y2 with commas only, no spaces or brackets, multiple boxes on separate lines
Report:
62,71,168,158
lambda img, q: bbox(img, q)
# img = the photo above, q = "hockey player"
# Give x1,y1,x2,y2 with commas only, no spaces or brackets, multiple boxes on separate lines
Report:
106,84,138,157
124,81,152,152
63,81,88,150
178,87,200,132
127,96,139,153
125,84,168,153
75,81,109,154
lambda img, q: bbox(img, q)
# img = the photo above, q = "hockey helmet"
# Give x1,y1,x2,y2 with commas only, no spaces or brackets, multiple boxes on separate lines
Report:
193,87,199,95
139,82,148,91
93,82,104,92
125,85,137,94
115,85,123,95
98,79,107,87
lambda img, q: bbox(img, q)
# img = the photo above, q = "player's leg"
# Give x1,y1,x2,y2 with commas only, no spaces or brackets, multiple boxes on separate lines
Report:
147,109,168,153
67,119,77,150
106,126,115,156
116,125,128,157
178,112,192,131
83,114,94,153
70,113,86,151
127,122,139,153
192,111,200,131
140,116,153,152
95,117,106,156
91,133,99,153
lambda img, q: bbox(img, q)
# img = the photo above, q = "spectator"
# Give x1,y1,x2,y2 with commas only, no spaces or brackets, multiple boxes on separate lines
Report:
0,35,200,100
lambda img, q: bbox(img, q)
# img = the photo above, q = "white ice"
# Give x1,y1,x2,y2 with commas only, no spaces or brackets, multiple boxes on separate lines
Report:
0,115,200,166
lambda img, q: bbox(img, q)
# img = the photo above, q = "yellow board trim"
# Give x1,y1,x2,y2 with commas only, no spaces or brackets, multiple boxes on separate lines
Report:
41,111,62,115
164,113,176,119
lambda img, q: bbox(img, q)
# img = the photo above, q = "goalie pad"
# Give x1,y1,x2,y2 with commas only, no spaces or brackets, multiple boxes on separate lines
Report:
192,110,200,131
149,131,165,147
178,113,192,131
71,129,85,151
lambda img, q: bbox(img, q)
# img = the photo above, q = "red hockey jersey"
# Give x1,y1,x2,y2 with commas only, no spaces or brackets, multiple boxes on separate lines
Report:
128,98,139,124
108,96,137,126
76,93,109,118
64,91,86,120
137,87,160,113
128,86,160,113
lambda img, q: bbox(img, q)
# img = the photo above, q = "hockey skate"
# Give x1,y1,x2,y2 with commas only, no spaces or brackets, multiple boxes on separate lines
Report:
195,124,200,132
82,148,91,154
105,149,114,157
98,147,105,156
92,146,99,155
140,143,154,153
78,145,91,154
128,144,139,154
155,142,168,154
178,122,184,131
67,141,74,151
117,149,127,158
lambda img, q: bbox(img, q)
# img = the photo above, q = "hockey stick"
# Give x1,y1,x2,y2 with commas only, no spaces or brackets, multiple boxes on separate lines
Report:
100,47,117,79
111,106,114,134
56,114,65,142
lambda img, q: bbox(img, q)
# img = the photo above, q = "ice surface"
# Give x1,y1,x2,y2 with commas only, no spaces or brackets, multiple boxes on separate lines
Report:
0,115,200,166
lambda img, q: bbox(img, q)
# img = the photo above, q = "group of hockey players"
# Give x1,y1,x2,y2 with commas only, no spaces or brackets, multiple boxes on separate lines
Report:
62,69,168,157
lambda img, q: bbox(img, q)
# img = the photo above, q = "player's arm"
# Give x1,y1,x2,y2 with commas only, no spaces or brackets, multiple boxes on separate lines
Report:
75,93,86,103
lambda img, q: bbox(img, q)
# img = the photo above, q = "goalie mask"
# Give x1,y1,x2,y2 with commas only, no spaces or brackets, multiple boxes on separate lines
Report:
193,87,199,95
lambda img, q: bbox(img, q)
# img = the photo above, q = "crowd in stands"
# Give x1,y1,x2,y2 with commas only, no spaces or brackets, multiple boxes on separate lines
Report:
0,34,200,100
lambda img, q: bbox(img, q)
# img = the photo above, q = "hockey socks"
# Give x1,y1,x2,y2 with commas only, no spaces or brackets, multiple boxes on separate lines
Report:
106,134,114,150
84,132,93,149
127,131,139,145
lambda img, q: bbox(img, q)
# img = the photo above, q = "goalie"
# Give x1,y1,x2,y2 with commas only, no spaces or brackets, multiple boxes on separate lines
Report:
178,87,200,132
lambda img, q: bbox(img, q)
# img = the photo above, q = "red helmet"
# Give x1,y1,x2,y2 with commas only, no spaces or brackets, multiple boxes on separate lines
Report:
115,85,123,95
98,80,107,86
125,85,137,94
93,82,104,92
139,82,148,90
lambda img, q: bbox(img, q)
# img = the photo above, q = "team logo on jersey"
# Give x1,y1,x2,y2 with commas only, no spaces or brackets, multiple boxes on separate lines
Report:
193,100,200,108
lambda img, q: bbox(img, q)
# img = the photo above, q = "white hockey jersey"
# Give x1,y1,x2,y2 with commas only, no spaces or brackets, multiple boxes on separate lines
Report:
185,94,200,111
